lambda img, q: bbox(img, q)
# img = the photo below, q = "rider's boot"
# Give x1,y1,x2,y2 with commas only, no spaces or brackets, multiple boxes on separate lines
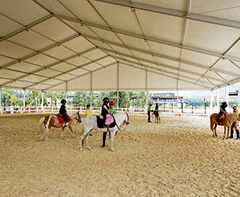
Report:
101,132,107,147
229,128,234,138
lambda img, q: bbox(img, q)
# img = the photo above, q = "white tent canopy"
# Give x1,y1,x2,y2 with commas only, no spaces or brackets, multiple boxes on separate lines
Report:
0,0,240,91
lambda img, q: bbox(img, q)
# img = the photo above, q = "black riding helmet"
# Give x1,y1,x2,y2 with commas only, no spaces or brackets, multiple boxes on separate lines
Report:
221,102,227,107
102,97,110,104
61,99,67,105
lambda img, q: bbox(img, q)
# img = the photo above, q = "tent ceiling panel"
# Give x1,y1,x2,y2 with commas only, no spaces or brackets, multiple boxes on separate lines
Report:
44,46,76,60
204,71,226,85
64,21,98,38
136,10,183,43
8,30,55,51
34,0,77,18
178,80,208,90
131,51,157,62
43,78,62,85
132,0,187,11
117,34,150,51
55,73,75,81
213,59,240,74
185,20,240,53
181,49,218,66
96,57,116,66
0,41,33,59
147,71,177,89
85,39,112,50
119,63,145,89
82,62,102,71
68,68,88,76
0,69,24,79
32,84,51,90
225,40,240,57
62,36,95,53
0,15,22,37
0,78,10,84
82,49,107,60
66,56,91,66
0,56,14,67
155,57,180,68
36,69,61,78
191,0,240,21
92,1,142,34
26,54,57,67
8,81,33,88
57,0,107,25
148,41,181,58
51,62,76,72
32,18,76,42
0,0,48,25
180,63,207,75
20,75,47,83
65,74,91,91
116,55,139,64
92,64,117,90
108,45,132,56
8,62,41,73
90,27,121,43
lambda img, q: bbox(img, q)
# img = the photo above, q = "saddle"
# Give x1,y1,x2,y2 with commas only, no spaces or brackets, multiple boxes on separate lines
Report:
215,113,227,125
97,115,116,129
44,114,71,126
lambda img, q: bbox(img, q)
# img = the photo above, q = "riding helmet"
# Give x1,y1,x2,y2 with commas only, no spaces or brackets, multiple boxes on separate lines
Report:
109,100,115,106
102,97,110,103
221,102,227,107
61,99,67,104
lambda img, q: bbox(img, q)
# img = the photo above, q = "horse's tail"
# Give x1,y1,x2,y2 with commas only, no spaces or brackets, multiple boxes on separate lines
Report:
38,117,45,134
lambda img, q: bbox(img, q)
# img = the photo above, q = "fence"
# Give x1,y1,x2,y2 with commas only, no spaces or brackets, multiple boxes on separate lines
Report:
0,105,216,116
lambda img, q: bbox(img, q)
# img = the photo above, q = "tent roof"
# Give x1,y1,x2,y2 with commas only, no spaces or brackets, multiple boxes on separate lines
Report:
1,0,240,91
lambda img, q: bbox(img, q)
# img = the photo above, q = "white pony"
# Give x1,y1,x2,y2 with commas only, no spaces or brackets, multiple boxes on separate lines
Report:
79,112,129,151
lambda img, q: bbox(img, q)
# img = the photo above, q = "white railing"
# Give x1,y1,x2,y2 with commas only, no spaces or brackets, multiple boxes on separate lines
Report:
0,105,217,117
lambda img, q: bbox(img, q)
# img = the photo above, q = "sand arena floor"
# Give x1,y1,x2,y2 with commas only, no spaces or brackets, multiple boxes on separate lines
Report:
0,114,240,197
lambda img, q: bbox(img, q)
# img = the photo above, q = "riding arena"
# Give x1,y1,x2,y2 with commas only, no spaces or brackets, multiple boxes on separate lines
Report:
0,0,240,196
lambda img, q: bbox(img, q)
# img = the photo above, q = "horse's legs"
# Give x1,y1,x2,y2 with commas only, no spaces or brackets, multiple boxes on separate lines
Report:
226,127,230,139
109,131,116,151
214,124,218,137
85,134,91,150
102,132,107,147
44,126,50,141
79,129,91,151
61,127,65,139
68,124,75,137
223,126,226,140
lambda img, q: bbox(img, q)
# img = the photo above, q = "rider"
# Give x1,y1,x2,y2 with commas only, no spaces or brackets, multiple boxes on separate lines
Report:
101,99,115,148
59,99,69,126
218,102,227,124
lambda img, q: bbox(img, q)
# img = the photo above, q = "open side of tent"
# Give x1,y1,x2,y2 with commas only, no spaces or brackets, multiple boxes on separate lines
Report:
0,0,240,91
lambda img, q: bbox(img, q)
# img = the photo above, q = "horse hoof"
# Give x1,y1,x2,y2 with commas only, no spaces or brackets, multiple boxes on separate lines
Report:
110,148,115,152
79,148,83,151
87,147,92,150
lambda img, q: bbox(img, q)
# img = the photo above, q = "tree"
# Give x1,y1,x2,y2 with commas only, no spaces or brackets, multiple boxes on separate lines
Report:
10,95,18,106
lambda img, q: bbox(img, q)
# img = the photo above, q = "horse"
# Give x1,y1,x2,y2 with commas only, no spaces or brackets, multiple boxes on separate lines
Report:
38,112,81,140
79,112,129,151
153,109,161,123
210,113,240,139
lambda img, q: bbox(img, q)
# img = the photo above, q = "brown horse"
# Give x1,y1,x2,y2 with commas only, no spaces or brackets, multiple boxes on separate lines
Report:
38,112,81,140
210,113,240,139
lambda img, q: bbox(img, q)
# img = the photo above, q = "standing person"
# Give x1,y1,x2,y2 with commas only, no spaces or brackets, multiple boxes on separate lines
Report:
59,99,70,127
218,102,227,124
84,104,92,117
147,103,152,123
229,105,239,139
102,100,116,147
